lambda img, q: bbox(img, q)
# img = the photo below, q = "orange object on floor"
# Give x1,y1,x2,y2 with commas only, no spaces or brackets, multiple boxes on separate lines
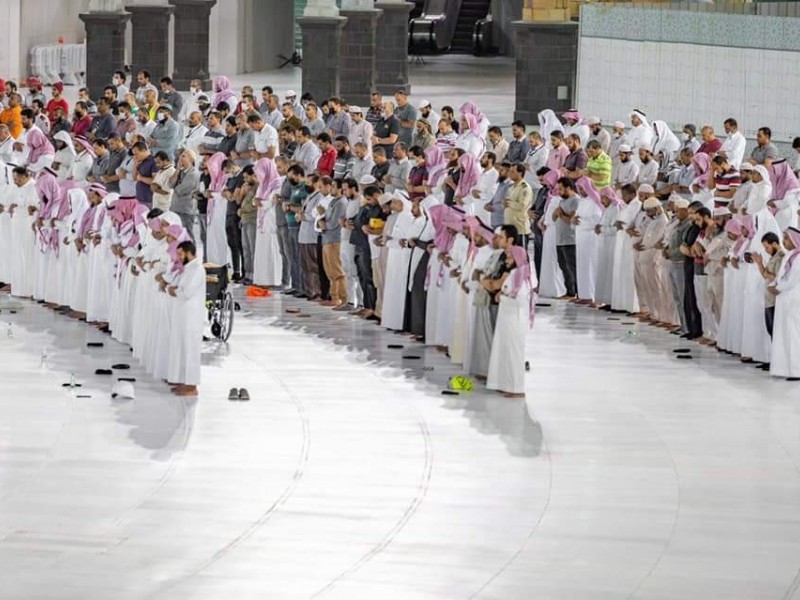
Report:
246,286,272,298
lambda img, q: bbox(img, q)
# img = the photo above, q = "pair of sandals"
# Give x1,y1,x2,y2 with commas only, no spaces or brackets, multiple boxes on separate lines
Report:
228,388,250,401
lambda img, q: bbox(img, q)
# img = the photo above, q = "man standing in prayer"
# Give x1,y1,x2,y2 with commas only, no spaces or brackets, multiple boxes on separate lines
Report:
393,90,417,148
628,109,653,155
587,117,611,153
507,121,529,164
613,144,639,190
721,118,746,169
586,140,612,189
636,146,659,188
166,240,204,397
748,127,779,168
504,163,533,248
553,176,579,297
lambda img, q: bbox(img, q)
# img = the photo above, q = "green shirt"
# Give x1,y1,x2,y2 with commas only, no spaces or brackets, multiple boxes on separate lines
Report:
587,152,613,189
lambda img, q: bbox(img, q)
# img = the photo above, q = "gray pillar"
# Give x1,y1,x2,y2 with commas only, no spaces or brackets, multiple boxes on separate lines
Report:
169,0,216,90
512,21,578,124
374,1,413,95
339,8,382,106
126,5,173,82
298,16,348,102
79,11,131,99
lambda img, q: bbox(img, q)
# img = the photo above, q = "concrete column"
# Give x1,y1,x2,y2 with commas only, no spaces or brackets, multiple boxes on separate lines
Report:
79,11,131,99
126,5,173,81
512,21,578,124
298,15,347,102
374,1,413,95
169,0,216,89
304,0,340,17
339,8,382,106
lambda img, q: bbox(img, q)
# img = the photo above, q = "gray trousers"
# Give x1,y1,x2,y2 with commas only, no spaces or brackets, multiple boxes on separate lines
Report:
668,261,687,333
276,225,291,288
176,212,197,243
286,226,303,293
241,221,256,279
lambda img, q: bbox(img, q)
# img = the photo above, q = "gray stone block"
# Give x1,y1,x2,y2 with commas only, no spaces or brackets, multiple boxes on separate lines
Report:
169,0,216,89
79,12,131,99
126,5,173,83
298,16,348,103
374,1,413,95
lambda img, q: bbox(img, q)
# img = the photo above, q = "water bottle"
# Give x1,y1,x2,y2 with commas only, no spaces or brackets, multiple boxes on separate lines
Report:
6,322,13,339
69,372,76,389
40,347,48,368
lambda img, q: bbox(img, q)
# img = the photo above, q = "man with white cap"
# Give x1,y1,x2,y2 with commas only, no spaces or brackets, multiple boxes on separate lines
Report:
587,117,610,154
613,144,639,190
609,120,628,172
417,99,440,133
347,106,373,157
628,109,653,157
285,90,303,119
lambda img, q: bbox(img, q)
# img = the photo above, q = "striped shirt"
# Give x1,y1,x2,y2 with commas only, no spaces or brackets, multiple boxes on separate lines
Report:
587,152,613,188
714,167,741,195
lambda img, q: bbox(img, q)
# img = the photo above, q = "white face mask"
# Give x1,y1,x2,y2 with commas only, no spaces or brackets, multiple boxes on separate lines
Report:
680,133,689,142
112,77,121,86
157,113,167,123
190,86,199,96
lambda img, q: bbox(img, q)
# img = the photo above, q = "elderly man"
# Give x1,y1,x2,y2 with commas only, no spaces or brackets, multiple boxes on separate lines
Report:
182,111,209,158
697,125,722,156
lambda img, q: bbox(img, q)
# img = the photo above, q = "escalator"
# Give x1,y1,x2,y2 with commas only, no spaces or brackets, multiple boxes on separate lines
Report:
408,0,492,56
450,0,492,54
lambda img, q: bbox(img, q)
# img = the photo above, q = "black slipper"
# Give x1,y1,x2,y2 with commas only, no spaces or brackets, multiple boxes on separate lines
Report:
387,344,404,349
87,342,104,348
676,355,693,360
61,382,83,387
118,377,136,382
111,364,130,370
535,303,551,308
607,317,620,321
402,355,421,360
441,390,459,395
76,395,91,398
673,349,691,354
95,369,113,375
285,308,300,314
787,378,800,382
622,321,636,325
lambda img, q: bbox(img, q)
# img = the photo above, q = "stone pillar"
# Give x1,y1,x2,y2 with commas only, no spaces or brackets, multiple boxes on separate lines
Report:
79,11,131,99
169,0,216,89
339,8,382,106
512,21,578,124
298,15,348,102
374,1,413,95
126,5,173,81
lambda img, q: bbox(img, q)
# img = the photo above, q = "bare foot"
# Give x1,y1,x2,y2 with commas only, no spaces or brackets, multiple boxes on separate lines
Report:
172,385,198,396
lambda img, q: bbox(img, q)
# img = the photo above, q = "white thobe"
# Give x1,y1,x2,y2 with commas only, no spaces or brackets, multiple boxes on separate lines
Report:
381,210,415,331
595,204,620,305
471,168,498,224
167,257,206,386
721,132,746,169
538,196,566,298
575,198,602,300
611,199,641,312
628,125,654,156
636,160,659,187
10,180,39,298
455,132,485,158
770,259,800,378
253,194,284,287
487,276,531,395
613,161,639,188
206,190,228,265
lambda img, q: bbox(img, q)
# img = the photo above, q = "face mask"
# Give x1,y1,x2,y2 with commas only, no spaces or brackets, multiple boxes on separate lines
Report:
680,133,689,142
381,112,389,119
157,114,167,123
112,77,121,86
190,86,199,96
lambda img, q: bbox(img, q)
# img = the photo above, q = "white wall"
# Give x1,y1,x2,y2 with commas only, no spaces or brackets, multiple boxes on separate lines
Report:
0,0,22,80
19,0,89,78
576,36,800,143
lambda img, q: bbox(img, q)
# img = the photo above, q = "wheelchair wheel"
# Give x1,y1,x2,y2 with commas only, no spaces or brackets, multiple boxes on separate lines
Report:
218,291,234,341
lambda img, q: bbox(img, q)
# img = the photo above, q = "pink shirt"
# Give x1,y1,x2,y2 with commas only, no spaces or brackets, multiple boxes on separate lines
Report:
546,144,569,172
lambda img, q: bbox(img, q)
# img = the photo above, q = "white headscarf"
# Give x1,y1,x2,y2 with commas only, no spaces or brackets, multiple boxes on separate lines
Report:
537,109,564,142
747,165,773,214
54,130,76,157
652,120,680,158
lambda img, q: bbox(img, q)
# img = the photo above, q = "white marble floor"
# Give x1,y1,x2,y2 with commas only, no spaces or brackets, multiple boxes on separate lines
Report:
2,290,800,600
